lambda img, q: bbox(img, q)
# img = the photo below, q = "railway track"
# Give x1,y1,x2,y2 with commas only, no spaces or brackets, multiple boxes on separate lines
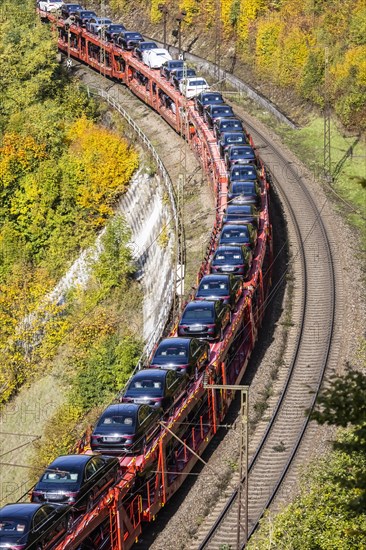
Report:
194,118,336,549
68,57,340,550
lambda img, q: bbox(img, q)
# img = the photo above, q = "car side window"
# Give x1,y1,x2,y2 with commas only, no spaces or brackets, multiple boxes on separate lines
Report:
138,406,149,426
166,371,178,390
191,339,199,357
33,508,48,530
91,457,104,472
85,460,97,479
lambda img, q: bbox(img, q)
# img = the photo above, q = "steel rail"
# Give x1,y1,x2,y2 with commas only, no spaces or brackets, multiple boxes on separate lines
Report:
197,118,336,549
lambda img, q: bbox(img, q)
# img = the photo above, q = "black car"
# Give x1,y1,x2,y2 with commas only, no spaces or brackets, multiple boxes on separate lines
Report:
223,204,259,226
121,368,188,411
74,10,96,26
195,274,243,310
194,92,224,117
177,300,231,341
227,181,261,206
230,164,259,182
160,59,184,79
149,337,210,378
104,23,126,42
218,132,248,157
204,104,235,129
210,245,253,278
31,454,120,512
90,403,161,455
117,31,144,50
0,503,70,549
133,41,158,61
214,117,244,139
219,223,257,248
61,3,83,18
170,68,196,89
225,145,257,169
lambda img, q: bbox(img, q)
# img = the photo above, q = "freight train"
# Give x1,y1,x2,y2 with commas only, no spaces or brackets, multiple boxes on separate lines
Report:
0,5,272,549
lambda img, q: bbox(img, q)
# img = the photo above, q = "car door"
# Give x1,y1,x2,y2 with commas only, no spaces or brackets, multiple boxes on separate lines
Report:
41,505,68,546
138,406,159,446
89,456,115,498
82,459,98,505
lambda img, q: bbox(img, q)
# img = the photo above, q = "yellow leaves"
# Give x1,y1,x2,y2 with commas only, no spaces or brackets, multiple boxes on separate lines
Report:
255,18,281,73
0,133,47,189
66,116,138,227
331,46,366,87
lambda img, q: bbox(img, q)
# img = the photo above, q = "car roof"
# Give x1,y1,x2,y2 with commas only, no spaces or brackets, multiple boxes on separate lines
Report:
185,77,207,83
149,48,168,54
47,454,95,470
156,337,191,349
124,31,142,36
184,300,215,311
132,368,168,380
222,223,250,230
222,131,246,139
231,180,256,188
139,41,157,46
227,204,255,211
218,117,241,125
215,245,244,252
0,503,45,519
199,274,230,283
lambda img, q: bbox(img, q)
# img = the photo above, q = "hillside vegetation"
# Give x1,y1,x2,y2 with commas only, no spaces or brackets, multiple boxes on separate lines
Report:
111,0,366,132
0,0,141,410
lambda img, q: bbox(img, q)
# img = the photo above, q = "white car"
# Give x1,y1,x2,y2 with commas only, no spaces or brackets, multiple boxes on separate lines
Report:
179,77,210,99
142,48,172,69
38,0,64,12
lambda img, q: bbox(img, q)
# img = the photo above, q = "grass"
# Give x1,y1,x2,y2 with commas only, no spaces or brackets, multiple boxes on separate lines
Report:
0,375,65,504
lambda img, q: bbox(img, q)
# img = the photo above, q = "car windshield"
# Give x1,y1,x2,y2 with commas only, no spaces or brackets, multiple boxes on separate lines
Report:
220,120,241,130
182,307,214,322
224,134,245,145
230,147,254,159
227,205,253,215
98,412,137,433
0,519,28,535
203,94,222,103
212,107,233,115
175,69,195,78
41,470,80,483
231,167,257,180
231,182,256,195
213,250,243,265
126,33,142,39
169,61,184,67
198,280,228,296
188,80,207,86
154,344,188,364
81,11,95,16
141,43,157,49
220,228,250,243
126,378,164,397
110,25,125,30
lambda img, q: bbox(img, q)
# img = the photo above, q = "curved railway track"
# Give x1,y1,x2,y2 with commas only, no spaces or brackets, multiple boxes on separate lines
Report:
195,118,336,548
72,61,340,550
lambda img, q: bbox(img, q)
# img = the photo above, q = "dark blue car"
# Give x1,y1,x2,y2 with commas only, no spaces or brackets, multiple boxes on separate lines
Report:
150,337,209,378
31,454,120,512
0,503,70,549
